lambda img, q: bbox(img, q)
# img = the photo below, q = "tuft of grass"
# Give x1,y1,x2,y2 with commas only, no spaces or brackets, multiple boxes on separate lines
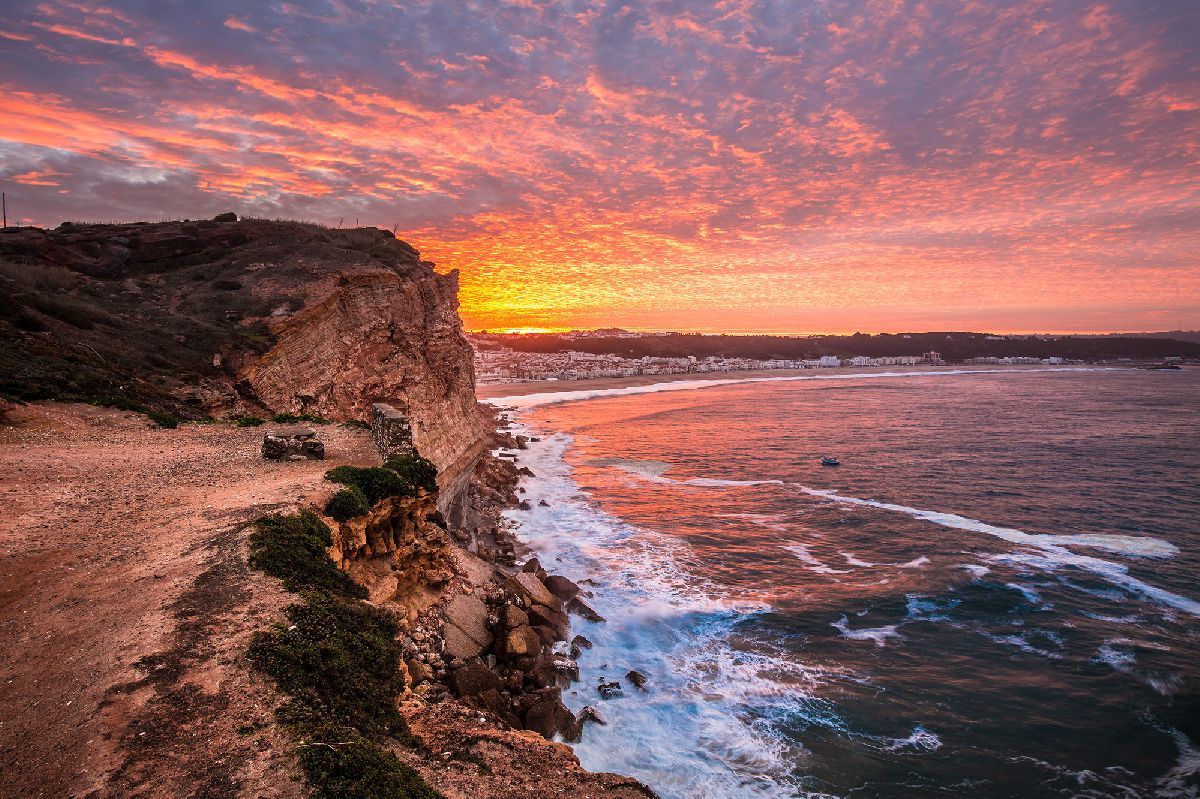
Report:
0,259,78,291
147,409,179,429
236,415,266,427
273,412,331,425
248,511,366,599
325,486,371,522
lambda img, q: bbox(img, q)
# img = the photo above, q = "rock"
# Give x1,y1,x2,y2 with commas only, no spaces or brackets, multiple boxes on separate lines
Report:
260,427,324,460
406,658,433,686
571,634,593,650
579,705,608,725
527,603,570,640
567,596,606,623
517,466,535,477
502,604,529,630
626,670,647,691
503,625,542,659
521,558,542,574
212,212,238,223
516,435,529,449
505,573,559,611
442,594,494,661
521,688,580,741
544,575,580,601
597,679,623,700
518,500,532,510
538,499,550,507
450,661,504,697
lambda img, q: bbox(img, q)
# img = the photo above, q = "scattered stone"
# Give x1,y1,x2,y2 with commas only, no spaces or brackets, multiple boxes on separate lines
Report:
260,427,324,460
567,596,606,623
518,500,531,511
503,625,542,659
502,603,529,630
505,573,560,610
538,499,550,507
597,679,623,700
406,658,433,686
626,670,647,691
527,603,570,639
521,558,542,574
579,705,607,726
518,466,535,477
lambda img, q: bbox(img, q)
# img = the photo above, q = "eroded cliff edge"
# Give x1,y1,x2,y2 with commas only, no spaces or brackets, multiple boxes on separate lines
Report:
0,215,488,511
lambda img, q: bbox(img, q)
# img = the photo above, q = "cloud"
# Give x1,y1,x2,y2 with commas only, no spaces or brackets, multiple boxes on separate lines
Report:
0,0,1197,332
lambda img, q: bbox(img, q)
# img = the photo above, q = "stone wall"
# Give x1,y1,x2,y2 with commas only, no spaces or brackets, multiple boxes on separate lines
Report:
370,403,415,461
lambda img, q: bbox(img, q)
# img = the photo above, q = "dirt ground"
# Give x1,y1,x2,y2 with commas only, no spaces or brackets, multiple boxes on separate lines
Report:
0,402,375,798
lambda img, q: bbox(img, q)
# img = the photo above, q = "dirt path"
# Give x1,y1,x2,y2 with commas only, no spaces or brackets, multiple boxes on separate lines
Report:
0,403,375,798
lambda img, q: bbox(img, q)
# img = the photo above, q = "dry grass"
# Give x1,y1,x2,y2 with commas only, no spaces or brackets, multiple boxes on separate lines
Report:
0,259,78,292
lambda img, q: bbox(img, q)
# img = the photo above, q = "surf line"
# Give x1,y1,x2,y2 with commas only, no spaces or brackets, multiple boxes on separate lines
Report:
485,367,1126,410
794,486,1199,617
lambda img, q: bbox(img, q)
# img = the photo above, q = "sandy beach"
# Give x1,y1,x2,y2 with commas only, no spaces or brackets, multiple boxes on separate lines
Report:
475,364,1094,401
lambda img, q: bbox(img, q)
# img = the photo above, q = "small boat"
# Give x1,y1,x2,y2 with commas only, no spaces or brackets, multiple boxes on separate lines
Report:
821,457,840,466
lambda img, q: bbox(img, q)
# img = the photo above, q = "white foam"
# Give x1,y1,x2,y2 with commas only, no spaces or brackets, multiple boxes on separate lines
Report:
501,426,833,798
486,367,1121,409
783,543,851,574
897,555,931,569
840,552,876,568
831,615,901,646
885,725,943,752
793,487,1199,617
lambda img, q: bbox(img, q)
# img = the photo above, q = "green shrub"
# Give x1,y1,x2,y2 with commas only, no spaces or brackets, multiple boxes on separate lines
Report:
148,410,179,429
293,726,441,799
325,486,371,522
383,454,438,495
236,416,266,427
325,466,407,505
273,412,331,425
248,511,366,599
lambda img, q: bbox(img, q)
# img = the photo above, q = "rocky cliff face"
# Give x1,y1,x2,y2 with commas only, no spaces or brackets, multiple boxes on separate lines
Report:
0,215,488,509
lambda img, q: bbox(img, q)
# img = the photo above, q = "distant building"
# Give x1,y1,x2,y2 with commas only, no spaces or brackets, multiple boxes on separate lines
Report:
819,355,841,367
922,351,945,366
849,356,875,367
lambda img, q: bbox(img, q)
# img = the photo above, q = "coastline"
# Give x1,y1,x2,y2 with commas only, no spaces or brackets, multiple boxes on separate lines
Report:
476,364,1104,402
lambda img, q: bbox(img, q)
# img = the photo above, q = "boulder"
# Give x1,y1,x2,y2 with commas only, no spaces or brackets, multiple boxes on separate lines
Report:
502,604,529,630
579,705,608,726
450,661,504,697
505,573,559,611
521,688,580,741
567,596,606,623
626,670,647,691
442,594,494,661
544,575,580,601
521,558,542,574
261,427,325,460
597,679,623,700
527,603,570,640
503,625,542,659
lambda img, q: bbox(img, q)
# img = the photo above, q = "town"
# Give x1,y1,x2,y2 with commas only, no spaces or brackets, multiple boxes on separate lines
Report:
469,332,1078,384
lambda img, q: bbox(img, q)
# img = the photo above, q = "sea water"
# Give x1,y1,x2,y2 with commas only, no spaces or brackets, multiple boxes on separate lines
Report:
487,368,1199,798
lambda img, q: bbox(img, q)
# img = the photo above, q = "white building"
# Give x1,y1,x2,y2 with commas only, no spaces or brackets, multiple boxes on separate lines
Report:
819,355,842,367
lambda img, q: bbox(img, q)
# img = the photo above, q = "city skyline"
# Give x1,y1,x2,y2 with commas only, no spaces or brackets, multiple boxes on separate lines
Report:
1,1,1198,333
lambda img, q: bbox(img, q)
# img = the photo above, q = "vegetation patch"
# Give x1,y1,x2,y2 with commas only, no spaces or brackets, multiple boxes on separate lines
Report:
236,416,266,427
247,511,365,599
324,453,438,507
273,412,332,425
245,509,443,799
341,419,370,430
325,486,371,522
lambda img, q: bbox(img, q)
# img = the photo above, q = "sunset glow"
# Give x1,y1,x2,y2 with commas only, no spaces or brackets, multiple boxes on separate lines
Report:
1,1,1197,332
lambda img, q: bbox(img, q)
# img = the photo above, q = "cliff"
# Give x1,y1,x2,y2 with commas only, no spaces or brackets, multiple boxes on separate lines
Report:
0,214,487,508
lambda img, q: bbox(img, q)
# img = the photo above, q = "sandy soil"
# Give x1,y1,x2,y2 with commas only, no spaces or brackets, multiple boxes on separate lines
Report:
0,403,375,798
475,364,1076,401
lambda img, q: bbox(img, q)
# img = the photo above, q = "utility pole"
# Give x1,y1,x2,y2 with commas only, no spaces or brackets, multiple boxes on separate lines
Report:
2,192,6,228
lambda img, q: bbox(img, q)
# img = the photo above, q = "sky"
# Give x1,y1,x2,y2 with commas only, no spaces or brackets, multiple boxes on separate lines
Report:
1,1,1197,334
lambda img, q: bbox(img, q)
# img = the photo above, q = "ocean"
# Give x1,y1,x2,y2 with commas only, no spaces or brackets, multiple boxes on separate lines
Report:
488,367,1199,799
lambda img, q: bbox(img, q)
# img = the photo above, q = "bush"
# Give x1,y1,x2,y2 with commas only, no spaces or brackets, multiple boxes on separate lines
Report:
248,511,366,599
325,486,370,522
147,410,179,429
273,412,331,425
383,454,438,494
325,466,407,505
293,726,441,799
236,416,266,427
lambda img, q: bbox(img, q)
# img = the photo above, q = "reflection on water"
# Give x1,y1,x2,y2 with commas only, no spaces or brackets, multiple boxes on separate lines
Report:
497,369,1200,798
